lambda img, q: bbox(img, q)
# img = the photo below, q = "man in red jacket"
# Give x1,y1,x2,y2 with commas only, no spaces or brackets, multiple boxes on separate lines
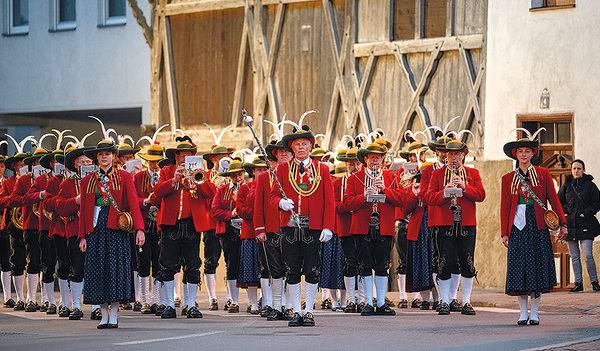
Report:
153,137,215,319
424,139,486,316
344,142,407,316
0,155,13,308
269,126,335,327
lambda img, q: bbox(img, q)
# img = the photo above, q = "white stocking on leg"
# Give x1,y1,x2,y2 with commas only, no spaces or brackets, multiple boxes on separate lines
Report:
450,274,460,301
344,277,356,304
247,287,258,310
58,279,69,308
134,271,141,303
1,271,12,302
226,280,239,305
26,273,39,303
357,276,366,304
438,279,451,305
260,278,273,308
44,282,55,304
374,276,388,308
362,276,374,307
99,303,109,325
397,274,407,301
204,274,217,301
13,275,25,302
431,273,440,302
460,276,473,305
188,283,198,309
305,283,319,314
140,276,149,305
271,278,283,311
530,293,541,321
517,295,529,321
109,302,119,325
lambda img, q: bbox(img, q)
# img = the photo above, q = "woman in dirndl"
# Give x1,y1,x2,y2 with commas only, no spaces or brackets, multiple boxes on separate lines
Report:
500,134,567,326
78,140,145,329
236,157,268,314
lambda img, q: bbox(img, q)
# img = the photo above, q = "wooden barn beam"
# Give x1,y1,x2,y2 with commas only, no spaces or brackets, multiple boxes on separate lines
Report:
458,43,485,137
354,34,483,57
349,53,377,134
149,0,164,127
128,0,153,47
231,15,250,127
165,0,316,15
162,16,180,129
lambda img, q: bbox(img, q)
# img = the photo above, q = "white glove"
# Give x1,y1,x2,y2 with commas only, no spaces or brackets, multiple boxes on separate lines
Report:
319,228,333,242
279,198,295,211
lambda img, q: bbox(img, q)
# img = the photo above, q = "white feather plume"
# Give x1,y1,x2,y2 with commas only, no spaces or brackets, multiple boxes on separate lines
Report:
137,124,169,146
298,110,316,127
88,116,115,142
5,134,36,154
204,124,234,146
52,129,71,150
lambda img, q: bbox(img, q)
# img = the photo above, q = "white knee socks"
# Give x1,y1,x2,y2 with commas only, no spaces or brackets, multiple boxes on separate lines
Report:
165,280,175,308
226,280,239,304
187,283,198,309
530,293,541,321
431,273,440,302
225,278,231,301
109,301,119,324
357,275,366,304
288,282,302,312
518,295,528,321
344,276,356,304
412,291,421,302
140,276,149,305
362,275,374,306
134,271,141,302
204,273,217,301
304,282,318,314
339,289,347,307
260,278,273,308
398,274,407,300
321,288,330,302
99,303,109,325
13,275,24,302
461,276,474,305
450,273,460,300
58,279,69,307
182,282,189,308
151,278,159,305
247,286,258,310
71,282,83,310
439,278,451,304
1,271,11,302
44,282,55,304
26,273,39,303
374,276,387,308
271,278,283,310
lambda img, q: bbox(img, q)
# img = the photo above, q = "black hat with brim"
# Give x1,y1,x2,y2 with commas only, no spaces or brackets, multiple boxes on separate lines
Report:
158,158,173,169
357,143,388,165
219,159,245,177
40,150,64,170
503,139,539,160
5,153,28,172
436,139,468,154
83,140,118,160
203,145,235,159
243,156,268,178
427,136,452,152
281,128,315,152
117,144,141,157
23,149,49,166
66,147,93,173
265,140,285,162
165,141,198,162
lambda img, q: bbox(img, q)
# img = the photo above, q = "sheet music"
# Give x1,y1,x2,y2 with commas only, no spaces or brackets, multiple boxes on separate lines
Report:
184,156,204,171
19,165,28,176
32,165,46,178
80,165,97,178
53,163,65,177
125,159,143,173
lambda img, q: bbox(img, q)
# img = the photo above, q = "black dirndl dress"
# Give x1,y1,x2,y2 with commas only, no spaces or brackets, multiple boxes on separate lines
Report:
83,206,134,304
505,204,556,297
320,234,345,290
406,208,434,292
237,238,260,288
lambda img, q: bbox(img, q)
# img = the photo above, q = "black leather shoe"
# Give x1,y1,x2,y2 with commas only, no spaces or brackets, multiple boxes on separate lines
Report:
321,298,332,309
35,302,40,311
461,303,476,315
150,303,158,314
209,299,219,311
260,305,272,318
133,301,142,311
141,303,152,314
411,299,421,309
449,299,462,312
97,323,110,329
224,299,232,311
267,309,284,321
356,301,366,313
438,302,450,315
46,304,57,315
181,306,188,316
69,308,83,320
375,304,396,316
529,319,539,325
288,312,303,326
58,305,70,317
3,298,16,308
570,283,583,292
420,301,430,310
155,304,166,316
90,308,102,320
360,304,375,316
398,299,408,309
108,322,118,328
228,303,240,313
186,306,203,318
432,301,441,312
40,302,48,312
122,302,133,310
517,319,528,326
161,306,176,318
344,302,356,313
25,301,37,312
14,300,25,311
592,282,600,292
283,308,294,321
302,312,315,326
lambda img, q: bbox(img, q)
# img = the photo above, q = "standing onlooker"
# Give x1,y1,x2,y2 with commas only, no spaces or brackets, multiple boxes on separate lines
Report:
558,159,600,292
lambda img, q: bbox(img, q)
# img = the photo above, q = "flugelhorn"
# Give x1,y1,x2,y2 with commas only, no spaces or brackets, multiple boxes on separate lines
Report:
10,207,23,230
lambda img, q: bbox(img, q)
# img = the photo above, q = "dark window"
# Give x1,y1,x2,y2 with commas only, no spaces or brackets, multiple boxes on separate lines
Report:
108,0,126,18
59,0,76,23
423,0,446,38
531,0,576,9
12,0,28,27
393,0,416,41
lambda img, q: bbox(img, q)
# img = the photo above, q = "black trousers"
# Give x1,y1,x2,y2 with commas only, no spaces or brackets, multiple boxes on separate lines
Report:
24,230,41,274
202,229,221,275
395,219,409,275
257,232,285,279
219,226,241,280
9,228,25,276
68,236,84,282
137,220,160,278
340,235,358,277
280,226,320,285
0,230,11,272
39,230,56,283
355,227,393,277
53,235,70,281
130,234,138,273
158,218,201,284
436,225,476,280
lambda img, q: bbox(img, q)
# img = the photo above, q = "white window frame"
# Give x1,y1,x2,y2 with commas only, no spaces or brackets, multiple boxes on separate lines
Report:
3,0,29,35
50,0,76,32
98,0,126,28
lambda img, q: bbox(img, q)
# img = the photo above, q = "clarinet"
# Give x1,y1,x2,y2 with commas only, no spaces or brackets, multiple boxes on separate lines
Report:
449,163,462,222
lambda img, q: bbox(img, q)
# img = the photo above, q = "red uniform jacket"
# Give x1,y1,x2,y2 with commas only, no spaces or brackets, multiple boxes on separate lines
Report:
24,173,54,231
269,160,335,231
79,169,144,238
153,164,215,233
11,174,38,230
500,166,567,237
404,192,424,241
211,183,242,235
236,180,256,239
133,169,159,223
253,171,280,236
344,169,408,236
424,165,486,227
56,177,82,238
0,176,17,230
45,175,66,237
333,175,352,237
395,169,406,220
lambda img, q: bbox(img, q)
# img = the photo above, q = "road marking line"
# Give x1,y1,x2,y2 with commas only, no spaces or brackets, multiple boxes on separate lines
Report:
521,334,600,351
113,331,225,346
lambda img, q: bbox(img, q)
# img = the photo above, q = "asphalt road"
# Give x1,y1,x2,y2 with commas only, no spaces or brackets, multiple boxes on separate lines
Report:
1,289,600,351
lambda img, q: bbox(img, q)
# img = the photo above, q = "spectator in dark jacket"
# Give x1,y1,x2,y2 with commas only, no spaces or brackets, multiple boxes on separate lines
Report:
558,159,600,292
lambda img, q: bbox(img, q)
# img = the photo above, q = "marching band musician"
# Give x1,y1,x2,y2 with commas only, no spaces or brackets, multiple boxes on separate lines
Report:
210,158,246,314
56,146,93,320
0,154,21,309
424,139,486,316
269,125,335,327
344,141,407,316
10,148,49,312
153,137,215,319
253,139,293,321
133,142,164,315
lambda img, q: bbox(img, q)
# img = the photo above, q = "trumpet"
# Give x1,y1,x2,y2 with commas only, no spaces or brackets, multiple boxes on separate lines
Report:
180,168,208,198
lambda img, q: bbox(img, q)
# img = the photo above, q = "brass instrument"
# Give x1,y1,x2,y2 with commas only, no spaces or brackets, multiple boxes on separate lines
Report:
449,164,458,211
32,203,40,218
179,168,208,199
10,207,23,230
41,203,53,220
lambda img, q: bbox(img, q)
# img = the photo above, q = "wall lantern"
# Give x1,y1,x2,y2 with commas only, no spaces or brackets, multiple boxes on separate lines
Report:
540,88,550,109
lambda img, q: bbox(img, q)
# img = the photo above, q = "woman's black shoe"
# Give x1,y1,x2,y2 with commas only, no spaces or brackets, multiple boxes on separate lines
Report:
592,282,600,292
161,306,176,318
97,323,110,329
108,322,118,328
517,319,528,325
529,319,539,325
288,312,303,326
569,283,583,292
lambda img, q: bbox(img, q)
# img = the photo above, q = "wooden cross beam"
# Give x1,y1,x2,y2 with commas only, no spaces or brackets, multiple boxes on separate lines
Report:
457,42,484,137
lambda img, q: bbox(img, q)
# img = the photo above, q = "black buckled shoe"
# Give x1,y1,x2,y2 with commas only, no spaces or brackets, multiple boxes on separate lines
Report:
133,301,142,312
39,302,49,312
58,305,70,317
25,301,37,312
90,308,102,320
461,303,476,315
438,302,450,315
356,301,366,313
302,312,315,326
570,282,584,293
149,303,158,314
161,306,176,318
186,306,203,318
592,282,600,292
224,299,232,311
344,302,356,313
181,306,188,316
228,303,240,313
155,304,166,316
140,303,152,314
288,312,304,326
398,299,408,309
321,298,332,309
385,297,395,307
3,298,16,308
69,307,83,320
267,309,284,321
420,301,430,310
449,299,462,312
46,304,57,315
122,302,133,310
360,304,375,316
283,308,294,321
375,304,396,316
411,299,421,309
260,305,272,317
432,301,441,312
209,299,219,311
14,300,25,311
